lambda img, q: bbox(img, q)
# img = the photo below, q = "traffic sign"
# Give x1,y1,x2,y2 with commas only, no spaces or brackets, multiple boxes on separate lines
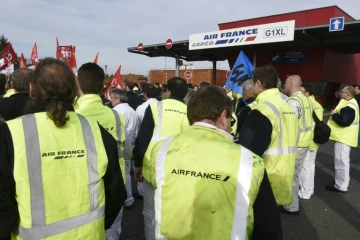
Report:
226,70,231,78
184,71,192,79
166,39,173,49
329,17,344,32
138,43,144,52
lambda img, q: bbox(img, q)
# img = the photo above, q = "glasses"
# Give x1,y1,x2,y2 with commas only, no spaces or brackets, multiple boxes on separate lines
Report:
231,115,236,127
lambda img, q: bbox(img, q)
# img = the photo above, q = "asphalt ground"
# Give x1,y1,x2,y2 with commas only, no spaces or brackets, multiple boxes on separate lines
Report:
120,141,360,240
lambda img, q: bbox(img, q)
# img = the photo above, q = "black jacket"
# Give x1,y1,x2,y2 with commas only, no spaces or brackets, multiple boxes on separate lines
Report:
332,106,356,127
126,91,145,111
0,107,126,239
0,93,30,121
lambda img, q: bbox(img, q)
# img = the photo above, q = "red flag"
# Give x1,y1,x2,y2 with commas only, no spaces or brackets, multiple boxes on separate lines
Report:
20,53,26,68
31,43,39,66
94,52,99,64
104,66,123,99
68,46,76,70
2,43,17,65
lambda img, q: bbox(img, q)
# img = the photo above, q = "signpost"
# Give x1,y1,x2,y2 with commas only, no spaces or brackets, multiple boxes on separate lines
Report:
189,20,295,50
329,17,345,32
138,43,144,52
166,39,173,49
184,71,192,80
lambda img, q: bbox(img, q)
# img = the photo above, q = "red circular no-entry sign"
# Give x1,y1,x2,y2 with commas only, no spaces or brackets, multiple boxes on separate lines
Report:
166,39,173,49
184,71,192,79
138,43,144,52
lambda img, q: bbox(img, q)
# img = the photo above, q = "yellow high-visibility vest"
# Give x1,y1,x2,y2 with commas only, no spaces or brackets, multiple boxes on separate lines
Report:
149,125,265,240
75,94,126,180
4,88,15,98
288,93,314,148
255,88,298,205
328,98,359,147
142,99,189,183
308,96,324,151
8,112,108,240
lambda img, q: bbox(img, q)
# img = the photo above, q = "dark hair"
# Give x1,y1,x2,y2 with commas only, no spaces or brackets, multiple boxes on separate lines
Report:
199,82,211,88
12,68,34,92
134,83,139,88
167,77,188,98
302,83,314,96
32,58,77,128
77,62,105,94
124,79,135,90
188,86,232,125
251,65,278,89
187,83,194,89
162,83,168,92
0,78,6,95
139,82,147,92
154,82,160,88
143,84,158,98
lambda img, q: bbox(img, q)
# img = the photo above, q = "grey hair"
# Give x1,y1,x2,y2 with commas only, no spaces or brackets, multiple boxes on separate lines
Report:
242,79,253,91
111,88,128,103
277,78,282,89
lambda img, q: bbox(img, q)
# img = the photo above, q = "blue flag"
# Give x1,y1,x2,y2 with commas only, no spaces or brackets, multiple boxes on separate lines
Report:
225,51,254,95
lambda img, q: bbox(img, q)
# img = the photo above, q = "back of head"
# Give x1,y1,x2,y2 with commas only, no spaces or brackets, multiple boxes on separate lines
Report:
111,88,128,103
143,84,158,98
167,77,188,98
199,81,210,88
187,83,194,89
31,57,77,128
12,68,34,93
251,65,278,90
188,86,232,125
242,79,253,91
301,83,314,96
345,86,356,98
77,63,105,94
154,82,160,88
124,79,135,90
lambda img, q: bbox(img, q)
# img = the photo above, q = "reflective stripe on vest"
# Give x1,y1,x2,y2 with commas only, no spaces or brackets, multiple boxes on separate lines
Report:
154,136,253,240
112,109,123,159
263,101,297,155
152,101,168,142
348,102,360,126
17,114,104,240
291,94,314,133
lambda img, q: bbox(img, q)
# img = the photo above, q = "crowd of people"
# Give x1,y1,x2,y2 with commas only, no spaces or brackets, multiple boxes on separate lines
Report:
0,58,359,240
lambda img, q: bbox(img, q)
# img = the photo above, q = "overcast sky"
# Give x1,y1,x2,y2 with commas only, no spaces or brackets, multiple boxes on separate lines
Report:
1,0,359,75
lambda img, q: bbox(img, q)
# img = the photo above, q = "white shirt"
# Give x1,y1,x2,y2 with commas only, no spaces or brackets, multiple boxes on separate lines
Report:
193,122,233,140
280,92,289,101
287,91,303,119
113,103,140,160
136,98,159,122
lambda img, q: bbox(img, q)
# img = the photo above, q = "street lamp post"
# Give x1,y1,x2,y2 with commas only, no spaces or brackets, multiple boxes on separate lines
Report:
105,65,107,75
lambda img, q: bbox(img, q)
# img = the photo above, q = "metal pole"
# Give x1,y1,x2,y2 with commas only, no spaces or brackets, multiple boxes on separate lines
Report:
212,60,216,86
165,57,167,83
253,50,257,68
175,55,179,77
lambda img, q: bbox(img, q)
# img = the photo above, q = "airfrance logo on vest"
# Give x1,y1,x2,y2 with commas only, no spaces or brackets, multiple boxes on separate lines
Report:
42,150,86,160
171,169,230,182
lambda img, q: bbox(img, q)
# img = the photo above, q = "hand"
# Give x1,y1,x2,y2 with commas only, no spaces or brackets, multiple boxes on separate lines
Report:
331,109,337,115
134,167,143,182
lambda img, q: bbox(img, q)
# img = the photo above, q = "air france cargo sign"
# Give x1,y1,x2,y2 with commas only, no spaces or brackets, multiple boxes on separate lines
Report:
189,20,295,50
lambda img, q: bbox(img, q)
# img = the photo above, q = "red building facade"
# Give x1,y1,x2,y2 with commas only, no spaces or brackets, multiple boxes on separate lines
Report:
218,6,360,106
